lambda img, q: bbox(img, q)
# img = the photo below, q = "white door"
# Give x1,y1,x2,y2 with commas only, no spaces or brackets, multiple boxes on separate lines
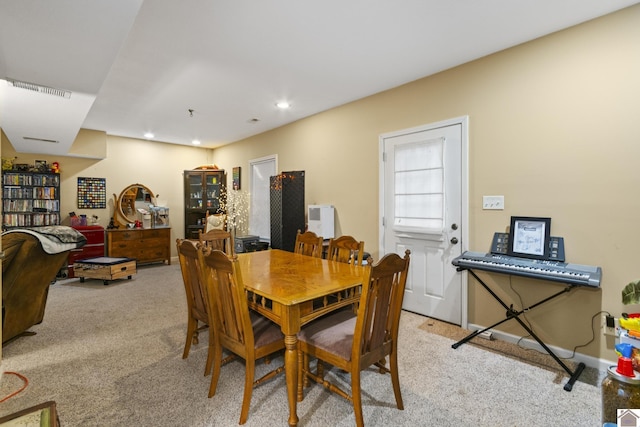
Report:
379,117,467,325
249,155,277,241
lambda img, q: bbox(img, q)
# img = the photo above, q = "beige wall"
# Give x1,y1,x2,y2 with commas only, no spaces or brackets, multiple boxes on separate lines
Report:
1,130,214,252
211,5,640,362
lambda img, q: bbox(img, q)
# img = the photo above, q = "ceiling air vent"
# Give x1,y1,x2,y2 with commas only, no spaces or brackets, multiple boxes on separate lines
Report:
6,78,71,99
23,136,59,144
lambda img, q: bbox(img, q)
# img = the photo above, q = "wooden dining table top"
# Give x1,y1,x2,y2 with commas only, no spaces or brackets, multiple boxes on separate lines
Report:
236,248,367,305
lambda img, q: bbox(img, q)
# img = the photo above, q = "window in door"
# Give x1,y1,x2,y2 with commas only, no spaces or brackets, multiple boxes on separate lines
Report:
393,137,444,234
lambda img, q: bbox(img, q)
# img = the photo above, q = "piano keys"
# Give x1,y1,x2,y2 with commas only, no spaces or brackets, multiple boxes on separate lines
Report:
452,251,601,288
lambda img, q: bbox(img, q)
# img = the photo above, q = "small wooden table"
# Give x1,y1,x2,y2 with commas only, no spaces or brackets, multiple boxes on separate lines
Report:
73,256,137,286
237,249,366,427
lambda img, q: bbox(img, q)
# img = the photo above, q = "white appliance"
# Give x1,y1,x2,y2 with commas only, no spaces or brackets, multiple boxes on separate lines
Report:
308,205,334,239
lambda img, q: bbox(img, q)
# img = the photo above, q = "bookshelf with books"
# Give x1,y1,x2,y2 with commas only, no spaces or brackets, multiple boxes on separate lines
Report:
2,171,61,229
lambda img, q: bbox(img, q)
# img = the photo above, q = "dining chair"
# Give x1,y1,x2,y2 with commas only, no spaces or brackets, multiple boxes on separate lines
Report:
176,238,215,376
297,249,411,427
293,229,323,258
326,235,365,265
198,228,234,255
325,235,365,311
198,248,285,424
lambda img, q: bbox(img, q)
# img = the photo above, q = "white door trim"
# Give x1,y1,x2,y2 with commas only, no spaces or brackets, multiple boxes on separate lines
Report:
378,116,469,328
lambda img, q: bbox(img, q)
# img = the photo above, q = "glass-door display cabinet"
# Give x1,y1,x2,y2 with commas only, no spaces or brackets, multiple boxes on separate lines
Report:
183,169,226,239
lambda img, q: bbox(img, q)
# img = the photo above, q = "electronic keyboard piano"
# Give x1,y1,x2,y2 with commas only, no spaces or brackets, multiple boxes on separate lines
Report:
452,251,602,288
451,249,602,392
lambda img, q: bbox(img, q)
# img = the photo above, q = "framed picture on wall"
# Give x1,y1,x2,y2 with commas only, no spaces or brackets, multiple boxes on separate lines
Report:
232,167,241,190
77,177,107,209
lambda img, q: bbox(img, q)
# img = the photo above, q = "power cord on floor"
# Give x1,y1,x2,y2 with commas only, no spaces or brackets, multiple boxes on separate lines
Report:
508,276,536,349
508,277,608,361
0,371,29,403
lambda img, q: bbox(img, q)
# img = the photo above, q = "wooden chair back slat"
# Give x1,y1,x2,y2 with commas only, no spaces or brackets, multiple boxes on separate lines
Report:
293,230,323,258
327,235,364,265
198,229,234,255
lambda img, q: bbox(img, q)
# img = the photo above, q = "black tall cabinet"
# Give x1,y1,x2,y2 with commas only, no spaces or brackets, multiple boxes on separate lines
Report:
183,169,226,239
270,171,305,252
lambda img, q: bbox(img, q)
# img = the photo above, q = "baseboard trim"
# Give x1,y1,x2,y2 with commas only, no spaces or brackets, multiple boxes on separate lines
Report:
468,323,615,374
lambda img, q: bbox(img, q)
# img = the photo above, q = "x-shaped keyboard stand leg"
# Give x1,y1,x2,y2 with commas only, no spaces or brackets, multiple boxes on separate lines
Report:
451,268,586,391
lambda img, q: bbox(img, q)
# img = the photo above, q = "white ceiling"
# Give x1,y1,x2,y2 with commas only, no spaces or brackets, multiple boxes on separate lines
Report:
1,0,638,156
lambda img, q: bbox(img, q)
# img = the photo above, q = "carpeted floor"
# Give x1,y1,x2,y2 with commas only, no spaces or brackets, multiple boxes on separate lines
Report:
0,263,602,426
417,316,600,386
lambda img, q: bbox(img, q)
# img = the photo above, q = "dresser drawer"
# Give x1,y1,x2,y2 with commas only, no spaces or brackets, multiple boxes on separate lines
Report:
82,230,105,245
68,245,105,264
73,225,105,245
110,230,141,242
106,228,171,265
112,229,167,241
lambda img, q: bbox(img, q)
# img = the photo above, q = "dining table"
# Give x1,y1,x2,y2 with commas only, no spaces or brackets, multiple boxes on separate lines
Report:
237,249,367,427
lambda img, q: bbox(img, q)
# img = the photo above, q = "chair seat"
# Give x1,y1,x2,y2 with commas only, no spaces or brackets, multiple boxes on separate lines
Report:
298,310,356,361
250,311,284,348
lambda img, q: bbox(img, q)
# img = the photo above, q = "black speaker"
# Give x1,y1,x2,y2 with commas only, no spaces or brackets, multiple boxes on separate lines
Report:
270,171,305,252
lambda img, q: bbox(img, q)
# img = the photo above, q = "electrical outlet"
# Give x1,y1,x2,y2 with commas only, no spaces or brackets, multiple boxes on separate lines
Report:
602,314,618,336
482,195,504,210
478,330,493,340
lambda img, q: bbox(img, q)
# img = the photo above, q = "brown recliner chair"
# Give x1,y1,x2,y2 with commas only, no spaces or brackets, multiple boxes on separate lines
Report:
2,226,86,344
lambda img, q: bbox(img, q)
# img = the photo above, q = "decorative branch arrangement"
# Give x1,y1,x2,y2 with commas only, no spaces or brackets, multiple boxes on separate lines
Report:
220,188,250,236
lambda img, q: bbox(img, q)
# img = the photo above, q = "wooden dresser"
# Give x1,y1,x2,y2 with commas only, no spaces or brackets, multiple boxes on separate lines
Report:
106,228,171,265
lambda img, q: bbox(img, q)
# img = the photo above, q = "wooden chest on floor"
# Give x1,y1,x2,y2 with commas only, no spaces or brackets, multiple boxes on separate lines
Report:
73,257,137,285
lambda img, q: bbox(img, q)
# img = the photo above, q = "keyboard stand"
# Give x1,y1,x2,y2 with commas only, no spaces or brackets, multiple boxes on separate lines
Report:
452,268,586,392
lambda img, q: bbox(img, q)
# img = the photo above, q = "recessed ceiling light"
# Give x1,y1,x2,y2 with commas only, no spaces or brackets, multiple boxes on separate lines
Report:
275,101,290,109
192,139,201,145
144,132,154,139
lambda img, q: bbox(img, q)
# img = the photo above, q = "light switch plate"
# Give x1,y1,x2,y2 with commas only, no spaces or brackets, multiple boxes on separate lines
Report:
483,195,504,210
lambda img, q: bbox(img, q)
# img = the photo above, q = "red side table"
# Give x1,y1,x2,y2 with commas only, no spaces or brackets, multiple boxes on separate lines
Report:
67,225,105,278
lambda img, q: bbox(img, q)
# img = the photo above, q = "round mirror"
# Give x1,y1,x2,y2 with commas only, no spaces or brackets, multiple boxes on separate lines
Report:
115,183,156,224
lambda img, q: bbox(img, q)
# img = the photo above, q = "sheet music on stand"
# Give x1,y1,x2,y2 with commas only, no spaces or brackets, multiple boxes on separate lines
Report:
490,231,566,262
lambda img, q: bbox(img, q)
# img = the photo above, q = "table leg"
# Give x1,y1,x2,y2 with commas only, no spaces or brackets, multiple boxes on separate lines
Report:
284,333,299,426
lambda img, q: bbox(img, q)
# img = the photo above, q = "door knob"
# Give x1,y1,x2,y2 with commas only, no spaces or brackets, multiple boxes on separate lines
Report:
450,237,459,245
